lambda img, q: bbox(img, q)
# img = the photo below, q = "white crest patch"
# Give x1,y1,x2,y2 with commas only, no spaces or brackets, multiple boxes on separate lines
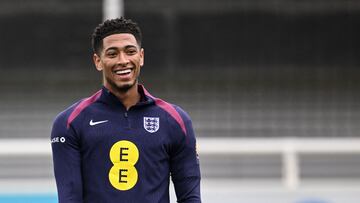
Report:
143,117,160,133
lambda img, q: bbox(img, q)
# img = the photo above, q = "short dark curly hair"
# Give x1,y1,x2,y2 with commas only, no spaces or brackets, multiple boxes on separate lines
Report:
91,17,142,55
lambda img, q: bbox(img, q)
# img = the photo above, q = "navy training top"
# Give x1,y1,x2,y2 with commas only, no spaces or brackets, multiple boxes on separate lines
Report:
51,85,201,203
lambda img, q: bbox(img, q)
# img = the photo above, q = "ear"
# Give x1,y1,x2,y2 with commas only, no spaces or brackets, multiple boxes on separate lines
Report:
140,48,144,67
93,53,103,71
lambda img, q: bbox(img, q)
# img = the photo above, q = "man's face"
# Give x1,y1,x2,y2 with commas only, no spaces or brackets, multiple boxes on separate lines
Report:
93,33,144,93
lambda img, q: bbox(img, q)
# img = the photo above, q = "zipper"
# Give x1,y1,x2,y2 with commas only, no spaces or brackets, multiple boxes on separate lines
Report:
123,105,140,129
124,111,130,129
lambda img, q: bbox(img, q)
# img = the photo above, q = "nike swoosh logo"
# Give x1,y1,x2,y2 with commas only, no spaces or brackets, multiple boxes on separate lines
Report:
89,119,109,126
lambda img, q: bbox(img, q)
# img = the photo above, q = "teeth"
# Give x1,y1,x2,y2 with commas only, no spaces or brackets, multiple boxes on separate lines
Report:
115,69,131,75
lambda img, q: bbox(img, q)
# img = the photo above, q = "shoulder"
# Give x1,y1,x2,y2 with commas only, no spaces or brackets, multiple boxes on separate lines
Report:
152,97,192,136
52,89,102,130
140,85,193,136
52,100,82,133
51,101,81,140
172,104,192,122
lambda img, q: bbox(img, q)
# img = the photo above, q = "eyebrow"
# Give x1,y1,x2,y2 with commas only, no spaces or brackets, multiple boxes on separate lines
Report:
105,45,138,52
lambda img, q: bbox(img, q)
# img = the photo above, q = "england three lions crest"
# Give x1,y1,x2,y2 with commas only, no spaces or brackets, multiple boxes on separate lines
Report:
144,117,160,133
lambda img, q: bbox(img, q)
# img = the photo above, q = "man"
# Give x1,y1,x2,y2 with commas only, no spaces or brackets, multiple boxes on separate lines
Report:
51,17,201,203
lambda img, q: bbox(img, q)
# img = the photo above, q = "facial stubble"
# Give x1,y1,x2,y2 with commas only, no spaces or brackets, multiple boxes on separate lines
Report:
105,74,138,93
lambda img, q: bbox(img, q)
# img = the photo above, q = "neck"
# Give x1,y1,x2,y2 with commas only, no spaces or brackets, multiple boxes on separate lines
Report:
106,83,140,110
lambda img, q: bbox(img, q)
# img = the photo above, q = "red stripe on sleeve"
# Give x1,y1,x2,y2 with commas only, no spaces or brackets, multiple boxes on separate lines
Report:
141,85,187,136
67,90,102,128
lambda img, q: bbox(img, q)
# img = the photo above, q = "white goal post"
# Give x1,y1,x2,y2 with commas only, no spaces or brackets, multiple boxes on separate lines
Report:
103,0,124,20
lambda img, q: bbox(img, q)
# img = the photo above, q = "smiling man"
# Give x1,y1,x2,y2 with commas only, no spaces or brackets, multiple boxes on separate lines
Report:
51,17,201,203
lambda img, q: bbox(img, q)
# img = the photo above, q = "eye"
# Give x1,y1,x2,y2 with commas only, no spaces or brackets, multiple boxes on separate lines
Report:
106,51,117,58
126,49,137,55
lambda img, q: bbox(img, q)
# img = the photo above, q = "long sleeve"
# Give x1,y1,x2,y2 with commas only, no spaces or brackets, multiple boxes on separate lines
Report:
51,113,83,203
170,106,201,203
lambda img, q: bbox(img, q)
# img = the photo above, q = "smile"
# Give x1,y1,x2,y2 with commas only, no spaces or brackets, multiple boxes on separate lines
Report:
114,68,133,75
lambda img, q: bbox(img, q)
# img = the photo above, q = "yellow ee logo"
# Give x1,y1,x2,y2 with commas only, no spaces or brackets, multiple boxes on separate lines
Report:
109,140,139,191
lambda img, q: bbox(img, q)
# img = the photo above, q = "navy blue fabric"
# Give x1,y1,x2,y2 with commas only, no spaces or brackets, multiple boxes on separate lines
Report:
51,85,201,203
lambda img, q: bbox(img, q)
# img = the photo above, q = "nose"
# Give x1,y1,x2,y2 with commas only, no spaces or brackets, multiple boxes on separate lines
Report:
117,52,129,66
